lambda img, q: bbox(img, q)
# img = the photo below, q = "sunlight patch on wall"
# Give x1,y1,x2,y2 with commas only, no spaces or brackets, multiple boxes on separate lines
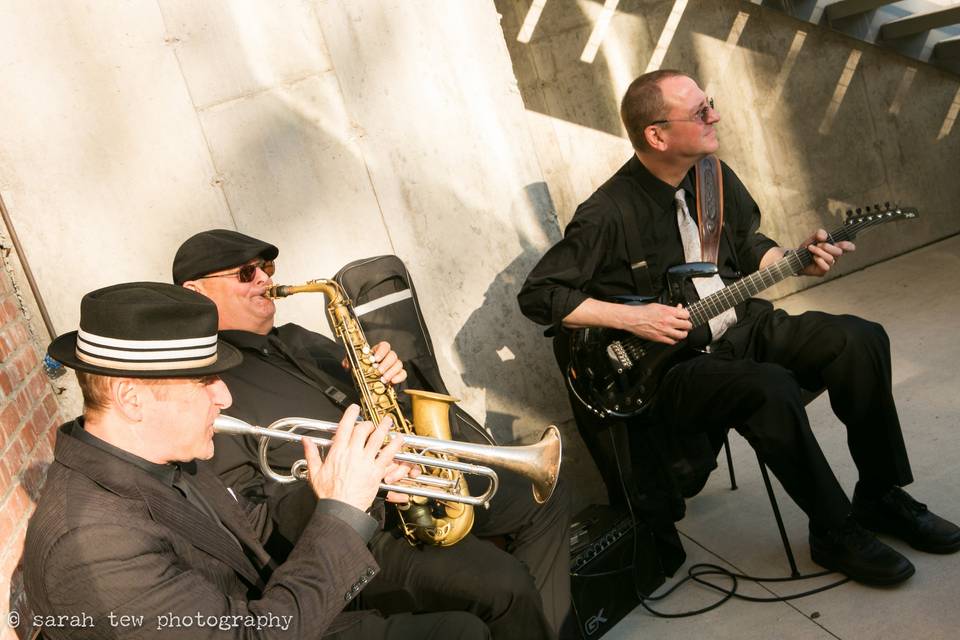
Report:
644,0,689,73
580,0,620,63
703,11,750,96
889,67,917,117
517,0,548,44
937,85,960,140
818,49,862,136
765,30,806,117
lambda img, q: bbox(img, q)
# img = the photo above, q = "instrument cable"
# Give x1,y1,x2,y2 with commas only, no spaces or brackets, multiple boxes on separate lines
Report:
578,426,850,619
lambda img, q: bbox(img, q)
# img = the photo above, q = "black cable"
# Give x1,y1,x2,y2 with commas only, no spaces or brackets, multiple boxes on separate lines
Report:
600,425,849,619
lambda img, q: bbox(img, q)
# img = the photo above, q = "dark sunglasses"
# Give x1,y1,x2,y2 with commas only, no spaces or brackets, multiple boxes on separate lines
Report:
198,259,275,283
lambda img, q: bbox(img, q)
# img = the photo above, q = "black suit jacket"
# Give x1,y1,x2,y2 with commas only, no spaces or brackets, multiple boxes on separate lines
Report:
24,421,378,639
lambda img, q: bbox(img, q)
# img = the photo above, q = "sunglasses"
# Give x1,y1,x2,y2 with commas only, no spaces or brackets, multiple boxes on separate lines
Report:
198,259,275,283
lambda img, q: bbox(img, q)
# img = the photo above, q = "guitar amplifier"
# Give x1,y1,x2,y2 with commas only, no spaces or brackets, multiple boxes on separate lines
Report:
569,504,664,639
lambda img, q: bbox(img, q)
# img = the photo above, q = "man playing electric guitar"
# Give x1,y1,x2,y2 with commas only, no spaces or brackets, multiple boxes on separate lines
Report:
518,69,959,586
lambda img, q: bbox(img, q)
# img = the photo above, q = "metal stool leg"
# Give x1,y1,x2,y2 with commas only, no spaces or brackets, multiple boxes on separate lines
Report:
722,432,737,490
757,453,800,577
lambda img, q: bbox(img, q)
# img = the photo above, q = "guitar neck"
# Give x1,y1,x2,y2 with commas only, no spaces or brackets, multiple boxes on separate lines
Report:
687,223,860,328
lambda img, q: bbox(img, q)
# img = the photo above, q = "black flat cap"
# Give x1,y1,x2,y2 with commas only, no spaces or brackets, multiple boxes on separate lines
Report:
172,229,278,285
48,282,242,377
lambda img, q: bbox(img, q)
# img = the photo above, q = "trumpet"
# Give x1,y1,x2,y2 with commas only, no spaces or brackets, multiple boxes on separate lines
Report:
214,414,562,507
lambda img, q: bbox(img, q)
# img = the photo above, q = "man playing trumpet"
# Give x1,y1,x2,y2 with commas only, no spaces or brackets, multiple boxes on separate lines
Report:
25,282,488,639
174,229,572,640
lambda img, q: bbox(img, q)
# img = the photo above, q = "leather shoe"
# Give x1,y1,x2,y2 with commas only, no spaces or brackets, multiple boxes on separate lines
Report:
853,486,960,554
810,516,915,585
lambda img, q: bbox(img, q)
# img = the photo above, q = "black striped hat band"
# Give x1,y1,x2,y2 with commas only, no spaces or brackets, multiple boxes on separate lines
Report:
76,329,218,371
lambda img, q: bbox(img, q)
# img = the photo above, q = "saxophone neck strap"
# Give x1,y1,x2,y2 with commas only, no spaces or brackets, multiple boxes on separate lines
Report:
694,154,724,264
267,334,352,409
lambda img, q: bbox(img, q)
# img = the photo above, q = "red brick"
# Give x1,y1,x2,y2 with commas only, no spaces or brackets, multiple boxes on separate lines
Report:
7,437,27,472
8,483,31,519
42,393,59,422
18,430,36,462
0,338,12,364
13,387,30,417
0,402,18,439
0,456,12,493
25,371,45,402
13,349,39,383
0,297,14,324
37,438,53,462
0,369,11,397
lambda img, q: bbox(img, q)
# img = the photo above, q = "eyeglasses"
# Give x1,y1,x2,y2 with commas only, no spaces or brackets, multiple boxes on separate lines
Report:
198,259,275,283
646,98,716,127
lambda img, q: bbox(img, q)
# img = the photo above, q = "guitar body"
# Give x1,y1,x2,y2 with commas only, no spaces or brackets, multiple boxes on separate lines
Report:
567,323,699,418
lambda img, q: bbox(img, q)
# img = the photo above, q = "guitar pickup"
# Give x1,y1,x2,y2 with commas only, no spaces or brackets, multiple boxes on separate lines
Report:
607,341,633,372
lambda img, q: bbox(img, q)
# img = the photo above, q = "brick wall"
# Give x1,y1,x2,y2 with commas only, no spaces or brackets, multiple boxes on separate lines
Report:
0,262,62,640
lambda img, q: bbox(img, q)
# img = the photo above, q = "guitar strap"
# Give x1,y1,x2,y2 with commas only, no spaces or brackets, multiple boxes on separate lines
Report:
694,155,723,264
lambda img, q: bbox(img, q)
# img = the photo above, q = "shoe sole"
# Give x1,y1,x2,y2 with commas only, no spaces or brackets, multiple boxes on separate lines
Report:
810,547,916,586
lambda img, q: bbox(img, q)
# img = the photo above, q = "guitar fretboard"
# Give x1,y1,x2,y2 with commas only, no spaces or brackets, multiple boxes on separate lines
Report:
686,216,878,327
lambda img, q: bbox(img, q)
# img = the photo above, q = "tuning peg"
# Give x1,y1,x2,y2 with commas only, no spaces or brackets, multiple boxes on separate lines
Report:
846,209,853,217
884,201,891,209
873,203,880,211
856,207,862,214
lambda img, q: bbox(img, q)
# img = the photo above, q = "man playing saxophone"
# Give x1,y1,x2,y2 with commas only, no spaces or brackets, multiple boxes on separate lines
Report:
174,229,572,640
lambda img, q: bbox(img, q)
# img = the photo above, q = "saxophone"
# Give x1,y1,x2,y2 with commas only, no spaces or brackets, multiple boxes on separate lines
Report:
268,279,474,546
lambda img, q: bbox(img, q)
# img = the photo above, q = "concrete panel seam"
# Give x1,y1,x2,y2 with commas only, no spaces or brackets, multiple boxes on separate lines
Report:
155,0,240,233
306,1,396,257
194,70,336,113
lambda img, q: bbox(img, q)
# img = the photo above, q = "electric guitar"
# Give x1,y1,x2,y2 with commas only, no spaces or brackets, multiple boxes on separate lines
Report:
566,203,919,418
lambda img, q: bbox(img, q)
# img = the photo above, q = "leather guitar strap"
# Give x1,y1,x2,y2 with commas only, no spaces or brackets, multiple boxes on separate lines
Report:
694,155,723,264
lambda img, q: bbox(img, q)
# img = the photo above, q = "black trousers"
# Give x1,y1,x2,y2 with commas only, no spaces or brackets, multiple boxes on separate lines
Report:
645,308,913,529
325,611,490,640
365,471,572,640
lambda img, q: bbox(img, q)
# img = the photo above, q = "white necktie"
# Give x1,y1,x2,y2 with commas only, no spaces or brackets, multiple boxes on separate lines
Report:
675,189,737,342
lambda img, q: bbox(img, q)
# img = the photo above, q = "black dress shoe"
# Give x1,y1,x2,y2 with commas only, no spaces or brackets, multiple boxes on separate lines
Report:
809,516,915,585
853,486,960,554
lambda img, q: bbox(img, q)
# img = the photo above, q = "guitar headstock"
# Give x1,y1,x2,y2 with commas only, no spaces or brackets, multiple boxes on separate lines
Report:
844,202,919,228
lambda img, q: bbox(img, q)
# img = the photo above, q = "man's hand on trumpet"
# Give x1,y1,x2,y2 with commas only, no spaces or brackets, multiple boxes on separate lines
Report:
302,404,415,511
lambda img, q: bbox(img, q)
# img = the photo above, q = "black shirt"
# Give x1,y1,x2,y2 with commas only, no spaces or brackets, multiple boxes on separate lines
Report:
517,155,778,335
214,324,378,543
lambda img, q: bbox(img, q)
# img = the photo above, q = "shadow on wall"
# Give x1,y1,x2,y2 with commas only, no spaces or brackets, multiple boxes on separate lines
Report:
452,182,567,443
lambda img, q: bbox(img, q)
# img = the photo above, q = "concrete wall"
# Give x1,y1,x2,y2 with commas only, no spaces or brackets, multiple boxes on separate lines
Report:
497,0,960,303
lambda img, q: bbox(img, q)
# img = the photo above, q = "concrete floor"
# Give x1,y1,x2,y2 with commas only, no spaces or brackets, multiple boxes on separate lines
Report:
604,234,960,640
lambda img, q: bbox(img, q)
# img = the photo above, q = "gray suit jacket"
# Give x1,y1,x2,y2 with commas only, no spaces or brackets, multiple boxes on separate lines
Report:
24,421,378,639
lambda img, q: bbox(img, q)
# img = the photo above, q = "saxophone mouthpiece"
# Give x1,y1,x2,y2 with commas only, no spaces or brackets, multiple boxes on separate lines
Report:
267,285,289,299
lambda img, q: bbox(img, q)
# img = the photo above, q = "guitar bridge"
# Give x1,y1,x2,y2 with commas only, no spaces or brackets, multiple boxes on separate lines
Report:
607,341,633,373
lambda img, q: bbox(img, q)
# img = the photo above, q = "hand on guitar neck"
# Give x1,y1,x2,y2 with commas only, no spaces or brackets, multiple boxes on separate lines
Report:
762,228,857,277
